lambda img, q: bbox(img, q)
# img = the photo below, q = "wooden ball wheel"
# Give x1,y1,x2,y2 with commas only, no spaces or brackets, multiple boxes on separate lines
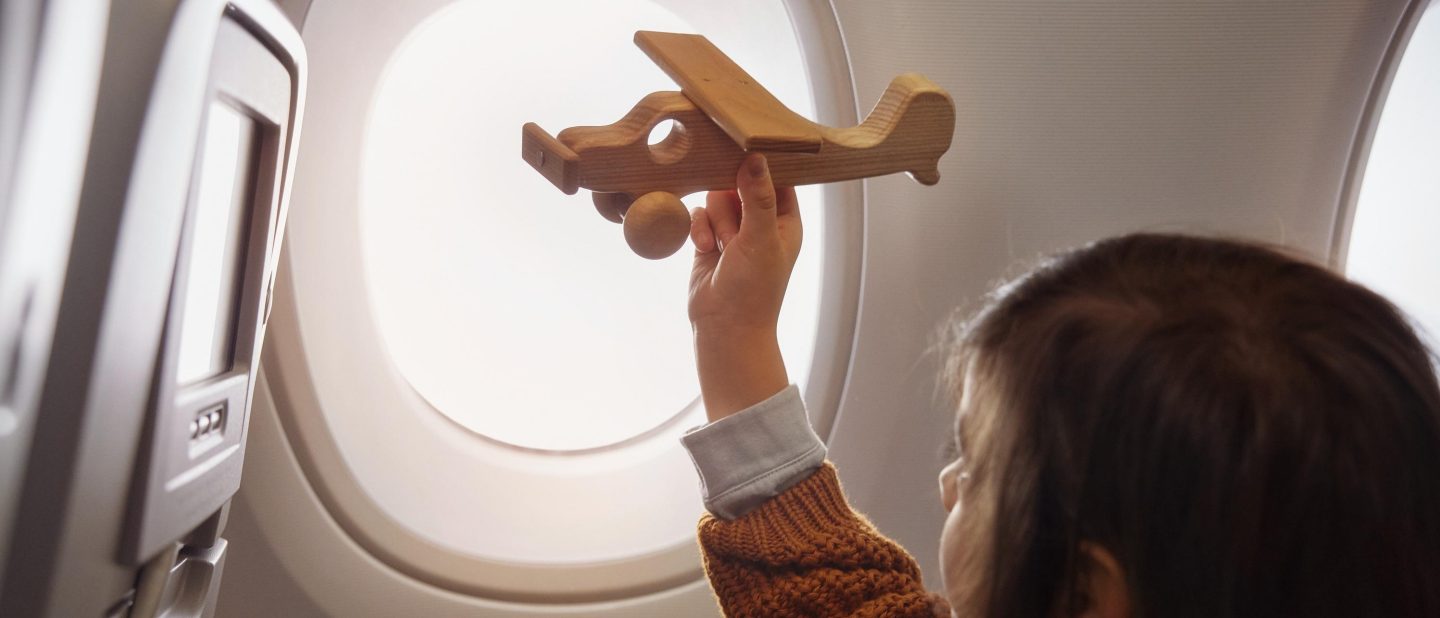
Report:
592,191,631,224
622,191,690,259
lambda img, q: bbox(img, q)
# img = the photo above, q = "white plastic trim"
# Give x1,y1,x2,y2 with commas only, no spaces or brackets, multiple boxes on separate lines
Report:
233,369,722,616
1331,0,1433,269
260,0,858,604
1344,0,1440,343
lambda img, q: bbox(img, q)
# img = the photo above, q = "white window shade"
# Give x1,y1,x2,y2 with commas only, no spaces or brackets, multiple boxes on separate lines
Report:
361,0,824,451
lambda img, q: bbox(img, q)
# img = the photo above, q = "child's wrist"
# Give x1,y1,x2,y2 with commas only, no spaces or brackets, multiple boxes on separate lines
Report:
692,320,777,344
693,329,788,422
691,311,780,338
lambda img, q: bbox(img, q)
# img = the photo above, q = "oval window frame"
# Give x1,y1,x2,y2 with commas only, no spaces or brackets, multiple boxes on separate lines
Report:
1333,0,1434,270
264,0,862,603
1338,0,1440,352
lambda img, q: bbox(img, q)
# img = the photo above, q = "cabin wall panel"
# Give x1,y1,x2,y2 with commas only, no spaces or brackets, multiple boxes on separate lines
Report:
824,0,1412,585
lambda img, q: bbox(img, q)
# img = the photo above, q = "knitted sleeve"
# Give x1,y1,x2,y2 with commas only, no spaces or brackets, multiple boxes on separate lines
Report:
697,463,952,617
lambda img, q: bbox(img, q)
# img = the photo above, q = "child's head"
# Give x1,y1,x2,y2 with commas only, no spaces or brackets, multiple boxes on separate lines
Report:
938,233,1440,617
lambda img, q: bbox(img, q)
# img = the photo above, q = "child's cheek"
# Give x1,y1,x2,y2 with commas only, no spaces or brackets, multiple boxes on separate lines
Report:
939,501,967,606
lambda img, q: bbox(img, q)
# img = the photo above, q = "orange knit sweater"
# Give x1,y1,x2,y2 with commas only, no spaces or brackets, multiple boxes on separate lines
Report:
697,463,952,617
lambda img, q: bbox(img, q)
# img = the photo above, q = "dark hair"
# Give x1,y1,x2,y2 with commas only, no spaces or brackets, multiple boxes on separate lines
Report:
945,233,1440,617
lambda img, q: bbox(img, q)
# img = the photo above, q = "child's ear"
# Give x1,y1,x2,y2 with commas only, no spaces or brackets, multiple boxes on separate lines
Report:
1072,541,1130,618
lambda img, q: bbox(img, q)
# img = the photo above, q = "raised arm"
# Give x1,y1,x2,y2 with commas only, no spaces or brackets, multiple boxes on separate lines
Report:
683,155,949,617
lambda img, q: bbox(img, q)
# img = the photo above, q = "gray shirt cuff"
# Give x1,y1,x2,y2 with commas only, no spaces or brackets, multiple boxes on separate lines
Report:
680,385,827,520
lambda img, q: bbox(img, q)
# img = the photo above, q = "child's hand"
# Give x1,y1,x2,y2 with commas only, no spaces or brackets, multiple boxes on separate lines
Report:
688,154,802,422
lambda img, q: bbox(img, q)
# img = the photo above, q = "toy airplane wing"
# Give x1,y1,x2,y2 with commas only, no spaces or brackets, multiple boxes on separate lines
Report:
633,31,823,154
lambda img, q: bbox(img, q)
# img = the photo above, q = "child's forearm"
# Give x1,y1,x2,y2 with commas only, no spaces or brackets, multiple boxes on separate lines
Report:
693,326,789,423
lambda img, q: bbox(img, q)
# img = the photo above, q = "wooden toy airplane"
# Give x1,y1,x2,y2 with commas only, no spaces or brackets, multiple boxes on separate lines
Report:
522,31,956,259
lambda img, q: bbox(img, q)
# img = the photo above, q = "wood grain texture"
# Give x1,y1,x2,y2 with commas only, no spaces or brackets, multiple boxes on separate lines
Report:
521,122,580,194
591,191,634,223
634,31,823,154
622,191,691,259
525,73,953,197
519,31,955,258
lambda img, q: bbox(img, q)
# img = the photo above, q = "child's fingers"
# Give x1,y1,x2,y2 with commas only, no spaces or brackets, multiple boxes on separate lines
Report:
775,185,799,220
690,207,716,254
706,189,741,249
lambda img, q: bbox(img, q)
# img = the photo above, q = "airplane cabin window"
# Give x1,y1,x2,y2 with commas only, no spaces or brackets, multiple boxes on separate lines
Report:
360,0,823,451
1347,2,1440,351
266,0,848,601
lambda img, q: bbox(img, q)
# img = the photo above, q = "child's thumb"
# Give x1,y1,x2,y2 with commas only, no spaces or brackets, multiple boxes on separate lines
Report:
736,154,778,240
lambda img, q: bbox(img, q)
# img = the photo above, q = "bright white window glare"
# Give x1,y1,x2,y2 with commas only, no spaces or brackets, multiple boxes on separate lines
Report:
648,119,678,146
1347,6,1440,356
361,0,822,451
176,103,253,385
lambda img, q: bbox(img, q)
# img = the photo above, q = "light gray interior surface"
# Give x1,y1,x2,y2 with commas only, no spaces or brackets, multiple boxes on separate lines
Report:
822,0,1416,583
2,0,304,615
122,11,297,565
0,1,201,613
218,0,1418,613
0,0,40,214
0,0,109,598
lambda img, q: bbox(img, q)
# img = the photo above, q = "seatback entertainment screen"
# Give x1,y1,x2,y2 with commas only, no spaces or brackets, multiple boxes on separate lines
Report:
174,102,257,386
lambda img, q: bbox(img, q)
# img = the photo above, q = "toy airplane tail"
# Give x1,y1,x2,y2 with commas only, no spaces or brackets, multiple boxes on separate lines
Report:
844,73,954,186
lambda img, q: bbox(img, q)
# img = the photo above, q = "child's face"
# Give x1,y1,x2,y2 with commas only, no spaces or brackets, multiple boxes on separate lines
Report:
938,456,971,613
938,366,981,613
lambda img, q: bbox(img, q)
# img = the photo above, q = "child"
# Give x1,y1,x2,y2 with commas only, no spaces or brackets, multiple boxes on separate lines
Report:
679,154,1440,617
